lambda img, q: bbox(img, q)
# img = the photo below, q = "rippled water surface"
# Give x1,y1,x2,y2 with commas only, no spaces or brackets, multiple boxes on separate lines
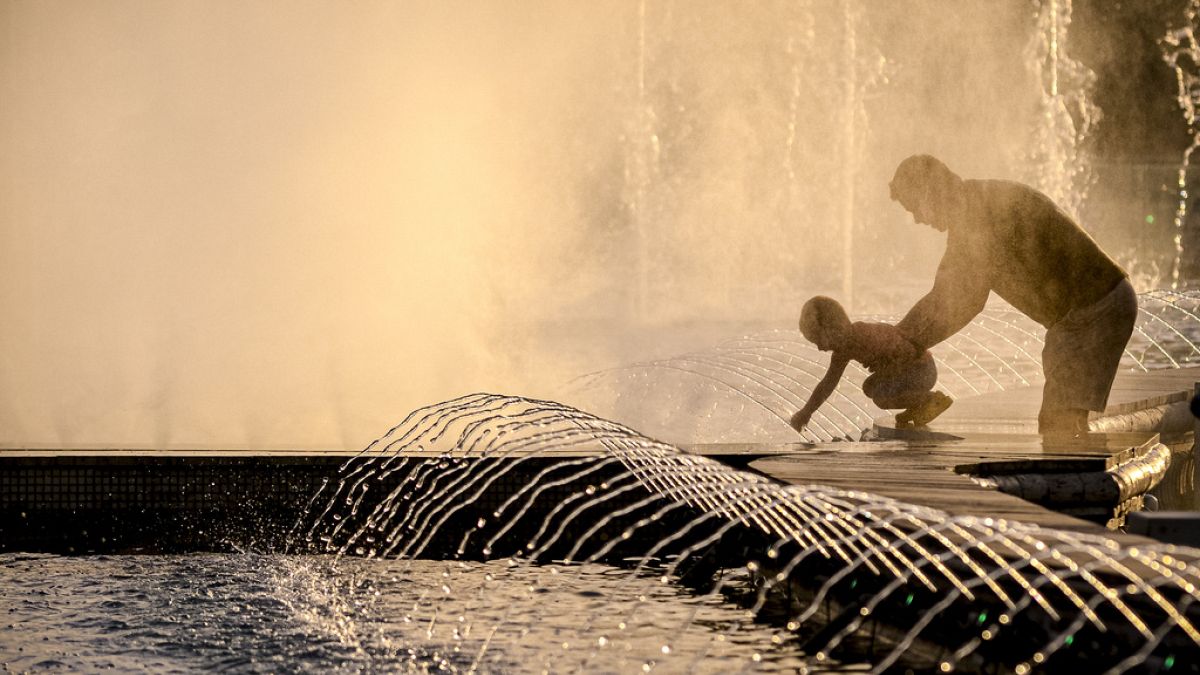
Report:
1,553,834,673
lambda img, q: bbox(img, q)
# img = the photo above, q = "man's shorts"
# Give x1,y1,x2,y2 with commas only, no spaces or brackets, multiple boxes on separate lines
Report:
863,351,937,408
1041,278,1138,413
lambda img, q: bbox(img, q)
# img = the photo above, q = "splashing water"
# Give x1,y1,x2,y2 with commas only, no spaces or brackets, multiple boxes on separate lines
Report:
292,392,1200,671
1163,0,1200,290
1022,0,1100,222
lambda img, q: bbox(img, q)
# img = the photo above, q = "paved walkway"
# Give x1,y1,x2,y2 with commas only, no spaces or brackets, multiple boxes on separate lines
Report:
748,367,1200,541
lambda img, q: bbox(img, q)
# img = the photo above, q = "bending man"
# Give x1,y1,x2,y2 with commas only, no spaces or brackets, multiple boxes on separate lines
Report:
889,154,1138,434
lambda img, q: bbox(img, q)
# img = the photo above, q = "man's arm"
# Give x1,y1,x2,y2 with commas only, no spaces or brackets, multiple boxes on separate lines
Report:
791,354,850,431
896,240,990,351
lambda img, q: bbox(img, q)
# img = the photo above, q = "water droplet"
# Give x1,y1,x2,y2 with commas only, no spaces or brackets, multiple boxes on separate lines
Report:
477,518,487,528
585,485,597,495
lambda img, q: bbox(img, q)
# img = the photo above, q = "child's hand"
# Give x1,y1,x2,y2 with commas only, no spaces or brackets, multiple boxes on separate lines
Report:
790,410,811,433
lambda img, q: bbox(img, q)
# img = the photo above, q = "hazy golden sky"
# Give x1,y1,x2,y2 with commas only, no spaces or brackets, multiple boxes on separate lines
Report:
0,1,1055,449
0,1,631,448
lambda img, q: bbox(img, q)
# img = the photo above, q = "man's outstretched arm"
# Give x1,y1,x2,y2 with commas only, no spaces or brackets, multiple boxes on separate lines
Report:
896,245,989,351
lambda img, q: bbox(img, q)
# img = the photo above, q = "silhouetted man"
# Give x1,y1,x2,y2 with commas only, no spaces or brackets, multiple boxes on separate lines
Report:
889,154,1138,434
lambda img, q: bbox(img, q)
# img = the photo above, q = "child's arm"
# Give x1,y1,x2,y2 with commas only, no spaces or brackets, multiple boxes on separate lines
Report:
791,353,850,432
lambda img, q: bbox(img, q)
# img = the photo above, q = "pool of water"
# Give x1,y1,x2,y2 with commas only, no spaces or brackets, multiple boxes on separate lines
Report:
1,553,836,673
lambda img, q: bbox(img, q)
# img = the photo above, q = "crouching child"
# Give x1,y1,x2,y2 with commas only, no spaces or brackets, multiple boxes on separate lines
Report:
790,296,953,433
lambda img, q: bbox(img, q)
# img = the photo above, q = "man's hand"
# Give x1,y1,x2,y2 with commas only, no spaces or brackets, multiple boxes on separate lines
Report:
790,410,811,433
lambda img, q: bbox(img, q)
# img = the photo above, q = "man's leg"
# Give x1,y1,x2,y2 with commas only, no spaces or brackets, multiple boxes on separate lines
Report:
1039,278,1138,434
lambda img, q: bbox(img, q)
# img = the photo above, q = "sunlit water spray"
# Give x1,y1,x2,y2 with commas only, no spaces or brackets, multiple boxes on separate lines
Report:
278,3,1200,660
1024,0,1099,221
569,290,1200,443
1163,0,1200,290
286,392,1200,671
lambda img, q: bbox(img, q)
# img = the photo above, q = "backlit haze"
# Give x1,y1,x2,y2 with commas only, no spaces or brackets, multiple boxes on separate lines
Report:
0,1,1184,449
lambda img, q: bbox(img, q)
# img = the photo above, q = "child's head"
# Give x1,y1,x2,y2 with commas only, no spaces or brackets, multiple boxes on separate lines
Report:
799,296,851,351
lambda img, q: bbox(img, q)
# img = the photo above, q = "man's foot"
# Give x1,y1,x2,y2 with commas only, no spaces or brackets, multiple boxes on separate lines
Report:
895,391,954,428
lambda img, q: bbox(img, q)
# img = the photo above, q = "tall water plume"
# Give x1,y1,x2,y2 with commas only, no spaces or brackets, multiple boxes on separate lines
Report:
1023,0,1101,220
1163,0,1200,289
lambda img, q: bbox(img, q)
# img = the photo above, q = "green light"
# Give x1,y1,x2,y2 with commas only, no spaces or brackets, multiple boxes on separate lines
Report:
905,593,914,606
1165,655,1176,670
849,579,857,590
1146,214,1156,224
1064,635,1073,647
977,611,987,625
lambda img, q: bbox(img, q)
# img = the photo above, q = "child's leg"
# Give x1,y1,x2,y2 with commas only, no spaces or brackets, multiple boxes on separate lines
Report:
867,353,952,427
863,353,938,410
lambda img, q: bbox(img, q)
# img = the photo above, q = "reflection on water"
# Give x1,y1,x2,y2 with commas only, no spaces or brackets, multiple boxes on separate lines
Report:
0,554,826,673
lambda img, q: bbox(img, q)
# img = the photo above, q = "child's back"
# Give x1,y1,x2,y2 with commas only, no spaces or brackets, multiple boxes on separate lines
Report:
839,321,922,373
